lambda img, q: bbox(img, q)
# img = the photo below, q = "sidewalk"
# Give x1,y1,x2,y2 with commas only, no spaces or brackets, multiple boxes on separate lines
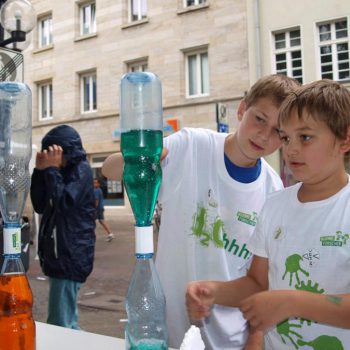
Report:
27,212,136,339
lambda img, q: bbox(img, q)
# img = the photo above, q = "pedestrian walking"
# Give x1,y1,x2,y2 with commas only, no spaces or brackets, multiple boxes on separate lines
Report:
94,178,114,242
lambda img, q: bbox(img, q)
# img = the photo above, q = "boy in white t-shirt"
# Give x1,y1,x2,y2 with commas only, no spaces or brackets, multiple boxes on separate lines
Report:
186,80,350,349
102,75,299,349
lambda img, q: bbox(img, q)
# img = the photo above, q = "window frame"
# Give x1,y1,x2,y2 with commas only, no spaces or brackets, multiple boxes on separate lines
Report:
128,60,148,72
185,49,210,98
129,0,147,22
38,14,53,48
38,81,53,121
80,1,96,36
183,0,206,7
80,72,97,114
272,27,303,83
316,18,349,81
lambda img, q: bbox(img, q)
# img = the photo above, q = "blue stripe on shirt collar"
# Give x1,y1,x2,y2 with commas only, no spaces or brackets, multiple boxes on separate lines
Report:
224,153,261,183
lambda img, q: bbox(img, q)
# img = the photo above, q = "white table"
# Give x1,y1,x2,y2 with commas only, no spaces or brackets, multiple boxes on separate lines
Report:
36,321,177,350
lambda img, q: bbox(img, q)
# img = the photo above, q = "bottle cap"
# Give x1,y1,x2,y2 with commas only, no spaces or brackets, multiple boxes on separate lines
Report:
135,225,154,254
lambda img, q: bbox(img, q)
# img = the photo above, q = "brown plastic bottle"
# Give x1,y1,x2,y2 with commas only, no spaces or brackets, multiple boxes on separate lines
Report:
0,269,35,350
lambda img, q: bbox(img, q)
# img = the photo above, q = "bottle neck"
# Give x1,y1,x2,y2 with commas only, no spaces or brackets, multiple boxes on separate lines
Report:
2,223,21,256
134,225,154,256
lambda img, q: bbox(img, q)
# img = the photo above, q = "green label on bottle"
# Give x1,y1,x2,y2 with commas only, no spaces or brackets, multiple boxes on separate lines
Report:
3,226,21,255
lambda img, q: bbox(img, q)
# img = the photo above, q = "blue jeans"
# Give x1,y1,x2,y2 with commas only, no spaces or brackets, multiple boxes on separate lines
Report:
47,277,82,329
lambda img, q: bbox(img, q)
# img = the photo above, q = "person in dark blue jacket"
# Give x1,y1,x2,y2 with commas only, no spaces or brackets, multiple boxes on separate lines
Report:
30,125,96,329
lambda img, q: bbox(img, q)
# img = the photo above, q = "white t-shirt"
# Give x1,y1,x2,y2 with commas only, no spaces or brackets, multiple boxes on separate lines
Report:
155,128,283,349
249,180,350,350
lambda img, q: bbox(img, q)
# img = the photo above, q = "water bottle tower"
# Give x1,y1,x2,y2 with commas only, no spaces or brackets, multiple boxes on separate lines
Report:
120,72,168,350
0,82,35,350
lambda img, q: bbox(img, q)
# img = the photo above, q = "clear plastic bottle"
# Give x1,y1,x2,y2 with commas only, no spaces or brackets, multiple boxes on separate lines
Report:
120,71,163,227
125,227,168,350
0,82,32,224
0,82,35,350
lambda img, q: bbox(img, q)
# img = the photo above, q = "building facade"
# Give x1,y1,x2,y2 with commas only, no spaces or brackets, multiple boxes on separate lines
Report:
22,0,350,209
23,0,250,209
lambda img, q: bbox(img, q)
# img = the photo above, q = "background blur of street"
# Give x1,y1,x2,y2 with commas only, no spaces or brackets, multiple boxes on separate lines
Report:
27,211,140,339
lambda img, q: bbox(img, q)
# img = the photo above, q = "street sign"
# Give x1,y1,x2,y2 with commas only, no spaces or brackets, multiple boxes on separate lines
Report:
216,102,229,133
0,47,23,82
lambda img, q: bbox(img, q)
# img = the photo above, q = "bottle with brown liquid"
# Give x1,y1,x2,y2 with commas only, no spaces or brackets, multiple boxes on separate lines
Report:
0,223,35,350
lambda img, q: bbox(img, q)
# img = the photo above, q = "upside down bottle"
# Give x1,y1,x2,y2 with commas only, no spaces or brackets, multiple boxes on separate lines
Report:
120,72,168,350
0,82,35,350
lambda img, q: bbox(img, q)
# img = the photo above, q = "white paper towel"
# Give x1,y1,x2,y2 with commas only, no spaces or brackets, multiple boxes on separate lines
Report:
179,325,205,350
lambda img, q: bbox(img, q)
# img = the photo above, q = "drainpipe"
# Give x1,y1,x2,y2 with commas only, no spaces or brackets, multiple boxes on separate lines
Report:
254,0,262,79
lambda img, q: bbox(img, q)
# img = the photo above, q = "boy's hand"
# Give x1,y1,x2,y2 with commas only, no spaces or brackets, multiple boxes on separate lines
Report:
186,281,216,320
239,290,291,331
36,144,64,170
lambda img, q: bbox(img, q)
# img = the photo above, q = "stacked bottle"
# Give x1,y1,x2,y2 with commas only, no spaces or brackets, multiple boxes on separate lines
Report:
120,72,168,350
0,82,35,350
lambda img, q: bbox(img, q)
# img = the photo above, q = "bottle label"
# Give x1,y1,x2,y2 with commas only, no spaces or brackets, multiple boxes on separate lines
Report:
3,226,21,255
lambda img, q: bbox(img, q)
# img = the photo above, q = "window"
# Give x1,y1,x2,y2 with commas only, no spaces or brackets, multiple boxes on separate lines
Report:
38,82,53,120
129,0,147,22
185,0,206,7
273,28,303,83
185,50,209,97
128,60,148,72
81,72,97,113
38,15,52,48
80,2,96,35
317,18,349,80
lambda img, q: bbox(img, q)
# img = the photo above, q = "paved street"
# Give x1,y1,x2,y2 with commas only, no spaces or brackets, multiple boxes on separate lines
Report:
27,211,140,339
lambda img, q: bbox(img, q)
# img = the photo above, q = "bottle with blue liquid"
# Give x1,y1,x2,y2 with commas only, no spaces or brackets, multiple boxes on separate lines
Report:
120,72,168,350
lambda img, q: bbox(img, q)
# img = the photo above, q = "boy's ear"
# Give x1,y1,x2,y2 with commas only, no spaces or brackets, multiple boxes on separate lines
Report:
340,126,350,153
237,100,247,121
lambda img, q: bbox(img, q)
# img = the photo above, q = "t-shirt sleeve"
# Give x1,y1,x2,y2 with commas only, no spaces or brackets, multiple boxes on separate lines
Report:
247,203,269,258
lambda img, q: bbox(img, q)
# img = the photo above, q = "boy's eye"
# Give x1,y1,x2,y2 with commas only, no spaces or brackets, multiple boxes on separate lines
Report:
256,115,265,123
301,135,312,142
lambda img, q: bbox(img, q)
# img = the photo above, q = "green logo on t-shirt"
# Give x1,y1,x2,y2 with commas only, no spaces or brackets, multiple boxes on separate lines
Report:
320,231,349,247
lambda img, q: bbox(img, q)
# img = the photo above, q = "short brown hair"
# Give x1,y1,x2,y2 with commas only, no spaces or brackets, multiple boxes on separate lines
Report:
244,74,300,108
279,79,350,141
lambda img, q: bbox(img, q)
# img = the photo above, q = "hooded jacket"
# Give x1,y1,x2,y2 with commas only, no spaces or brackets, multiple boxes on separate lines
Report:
30,125,96,283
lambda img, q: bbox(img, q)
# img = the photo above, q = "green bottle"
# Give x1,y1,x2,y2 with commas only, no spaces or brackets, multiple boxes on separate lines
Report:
121,129,162,226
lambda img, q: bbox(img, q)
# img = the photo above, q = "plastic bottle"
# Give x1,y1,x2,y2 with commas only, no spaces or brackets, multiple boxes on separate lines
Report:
0,82,35,350
120,72,168,349
120,71,163,227
125,227,168,350
0,82,32,224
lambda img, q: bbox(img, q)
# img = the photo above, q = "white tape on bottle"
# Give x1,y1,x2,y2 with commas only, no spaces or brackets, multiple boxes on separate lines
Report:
135,225,154,255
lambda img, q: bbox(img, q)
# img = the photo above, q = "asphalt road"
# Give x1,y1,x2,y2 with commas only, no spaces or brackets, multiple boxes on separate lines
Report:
27,212,139,339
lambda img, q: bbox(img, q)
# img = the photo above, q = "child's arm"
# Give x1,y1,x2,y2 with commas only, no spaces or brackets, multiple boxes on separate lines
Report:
186,256,268,320
240,290,350,331
244,330,264,350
